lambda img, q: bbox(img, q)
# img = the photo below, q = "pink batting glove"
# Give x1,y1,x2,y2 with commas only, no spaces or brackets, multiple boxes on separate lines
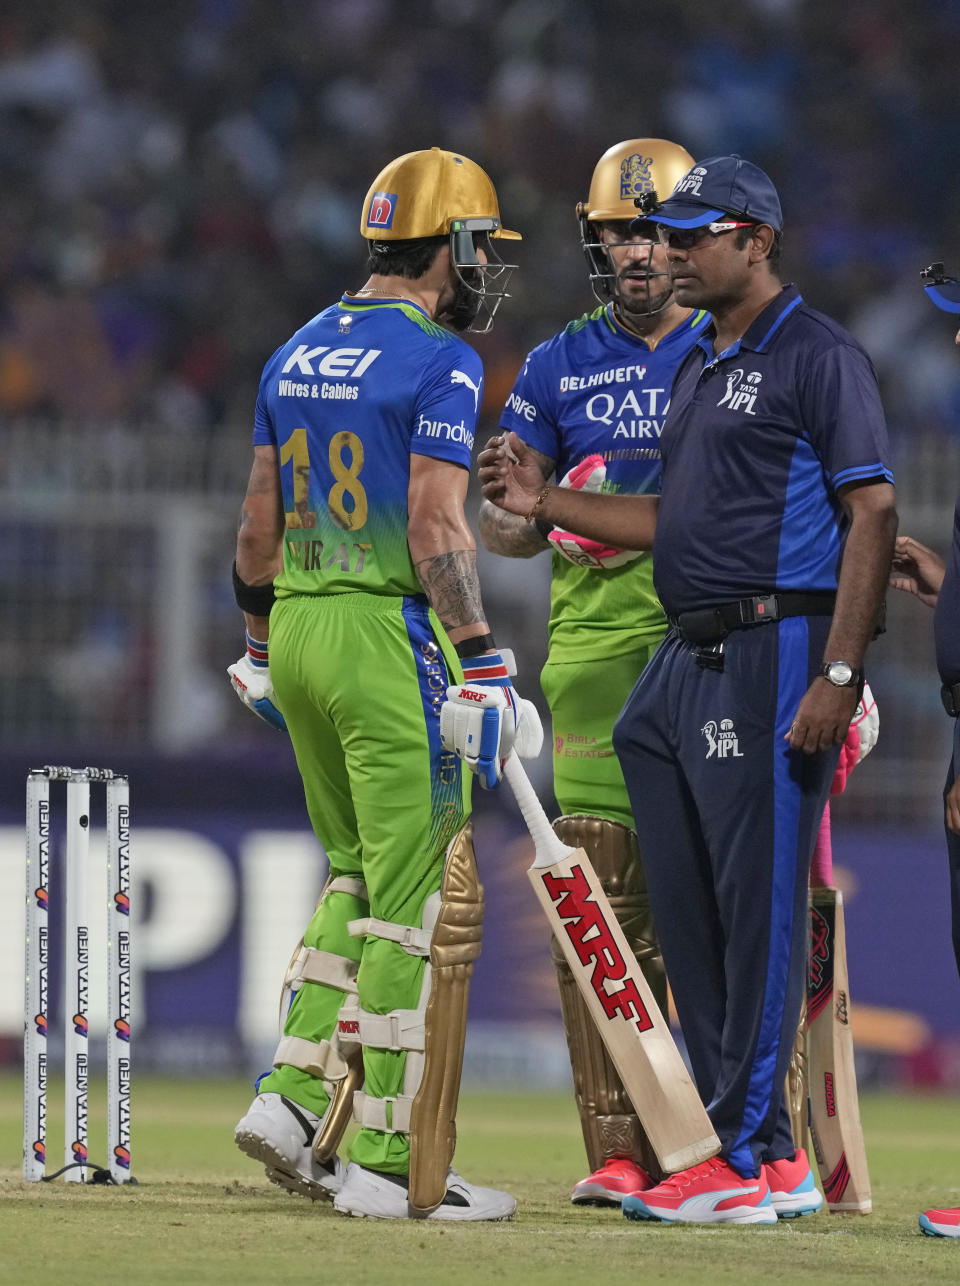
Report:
829,681,877,796
546,454,643,570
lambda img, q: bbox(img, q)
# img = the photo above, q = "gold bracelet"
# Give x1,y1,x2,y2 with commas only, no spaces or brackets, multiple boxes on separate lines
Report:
525,486,550,524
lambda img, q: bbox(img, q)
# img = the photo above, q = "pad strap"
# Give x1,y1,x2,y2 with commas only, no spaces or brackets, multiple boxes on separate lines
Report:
290,946,359,994
354,1006,425,1053
352,1091,414,1134
328,876,368,899
348,916,432,956
273,1034,347,1079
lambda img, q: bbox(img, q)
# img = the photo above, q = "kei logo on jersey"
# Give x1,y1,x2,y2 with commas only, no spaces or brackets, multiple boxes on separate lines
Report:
701,718,744,759
717,369,762,416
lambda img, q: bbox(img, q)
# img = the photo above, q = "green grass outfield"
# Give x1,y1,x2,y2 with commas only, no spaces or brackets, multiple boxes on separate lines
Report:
1,1075,959,1286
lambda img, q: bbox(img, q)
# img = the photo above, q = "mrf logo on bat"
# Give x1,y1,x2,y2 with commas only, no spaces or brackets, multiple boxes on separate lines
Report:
540,863,654,1033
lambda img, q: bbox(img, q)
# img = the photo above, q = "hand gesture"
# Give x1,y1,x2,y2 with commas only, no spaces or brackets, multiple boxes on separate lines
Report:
890,535,945,607
478,433,547,518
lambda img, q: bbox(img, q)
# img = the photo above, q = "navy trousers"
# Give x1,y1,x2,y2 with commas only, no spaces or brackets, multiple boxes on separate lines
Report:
613,616,840,1178
945,717,960,979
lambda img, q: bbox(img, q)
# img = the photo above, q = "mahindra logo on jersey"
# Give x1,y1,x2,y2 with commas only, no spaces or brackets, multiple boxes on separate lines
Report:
717,368,762,415
281,346,381,378
366,191,397,229
415,414,474,448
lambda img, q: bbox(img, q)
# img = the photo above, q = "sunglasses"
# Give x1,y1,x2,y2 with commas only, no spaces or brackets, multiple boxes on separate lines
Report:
922,262,960,313
657,220,755,251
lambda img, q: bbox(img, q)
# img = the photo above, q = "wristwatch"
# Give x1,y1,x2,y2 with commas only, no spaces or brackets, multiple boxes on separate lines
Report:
820,660,863,689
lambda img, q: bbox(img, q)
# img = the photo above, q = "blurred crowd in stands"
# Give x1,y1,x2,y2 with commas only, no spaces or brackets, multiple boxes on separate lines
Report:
2,0,960,443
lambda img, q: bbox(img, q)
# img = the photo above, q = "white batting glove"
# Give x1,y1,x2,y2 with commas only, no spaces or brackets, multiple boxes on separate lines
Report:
440,649,543,789
829,681,877,795
227,633,287,732
546,454,643,570
851,682,878,763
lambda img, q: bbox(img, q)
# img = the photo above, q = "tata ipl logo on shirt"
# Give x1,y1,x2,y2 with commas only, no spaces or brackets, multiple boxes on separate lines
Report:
367,191,397,230
717,369,762,416
620,154,655,201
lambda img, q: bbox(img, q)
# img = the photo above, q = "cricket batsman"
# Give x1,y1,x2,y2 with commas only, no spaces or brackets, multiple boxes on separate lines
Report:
477,139,710,1205
227,146,541,1221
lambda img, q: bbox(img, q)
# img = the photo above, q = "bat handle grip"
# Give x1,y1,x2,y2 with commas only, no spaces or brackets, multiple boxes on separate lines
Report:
503,754,576,868
809,800,834,887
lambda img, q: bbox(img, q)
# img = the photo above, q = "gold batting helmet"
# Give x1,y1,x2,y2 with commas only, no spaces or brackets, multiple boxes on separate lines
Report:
361,147,520,242
578,138,695,224
361,147,520,333
577,139,695,312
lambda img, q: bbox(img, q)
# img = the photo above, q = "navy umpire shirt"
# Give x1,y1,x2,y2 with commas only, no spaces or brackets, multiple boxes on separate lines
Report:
653,284,894,617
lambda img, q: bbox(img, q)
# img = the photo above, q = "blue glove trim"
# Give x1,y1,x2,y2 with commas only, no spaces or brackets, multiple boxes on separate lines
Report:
252,697,287,732
476,705,504,789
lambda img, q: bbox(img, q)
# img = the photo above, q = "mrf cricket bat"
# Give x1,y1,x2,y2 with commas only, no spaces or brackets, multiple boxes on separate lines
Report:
807,803,872,1213
503,754,720,1175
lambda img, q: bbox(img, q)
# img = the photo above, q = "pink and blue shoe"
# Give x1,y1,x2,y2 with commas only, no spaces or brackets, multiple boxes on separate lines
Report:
764,1149,823,1218
919,1207,960,1237
622,1156,777,1225
571,1158,653,1207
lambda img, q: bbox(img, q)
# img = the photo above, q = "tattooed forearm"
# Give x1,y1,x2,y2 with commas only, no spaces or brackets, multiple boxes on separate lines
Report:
236,445,285,582
415,549,487,631
478,498,550,557
478,442,554,557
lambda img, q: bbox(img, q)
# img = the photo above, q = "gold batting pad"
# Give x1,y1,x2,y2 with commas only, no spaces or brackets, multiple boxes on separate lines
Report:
551,815,667,1177
313,1044,364,1164
407,823,484,1214
786,1000,808,1153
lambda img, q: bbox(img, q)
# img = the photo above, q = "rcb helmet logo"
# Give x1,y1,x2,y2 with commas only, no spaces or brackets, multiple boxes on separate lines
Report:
619,154,655,202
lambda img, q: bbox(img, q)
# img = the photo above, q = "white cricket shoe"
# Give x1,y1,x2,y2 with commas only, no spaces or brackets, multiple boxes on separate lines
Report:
234,1091,345,1201
333,1161,516,1221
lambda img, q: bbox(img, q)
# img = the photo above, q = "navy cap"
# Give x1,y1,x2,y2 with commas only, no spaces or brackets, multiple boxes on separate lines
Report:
922,263,960,314
636,154,783,232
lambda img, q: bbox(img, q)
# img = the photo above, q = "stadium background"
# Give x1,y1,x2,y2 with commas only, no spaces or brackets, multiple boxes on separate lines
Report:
1,0,959,1093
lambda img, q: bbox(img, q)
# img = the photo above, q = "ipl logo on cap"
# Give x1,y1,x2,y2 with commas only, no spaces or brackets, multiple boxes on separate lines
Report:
367,191,397,230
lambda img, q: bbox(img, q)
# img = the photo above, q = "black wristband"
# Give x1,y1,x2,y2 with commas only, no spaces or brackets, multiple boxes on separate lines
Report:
232,560,276,616
533,517,553,540
455,633,496,659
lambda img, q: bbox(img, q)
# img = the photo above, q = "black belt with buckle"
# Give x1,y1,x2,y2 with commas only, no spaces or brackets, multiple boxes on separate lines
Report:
668,592,837,646
941,681,960,718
